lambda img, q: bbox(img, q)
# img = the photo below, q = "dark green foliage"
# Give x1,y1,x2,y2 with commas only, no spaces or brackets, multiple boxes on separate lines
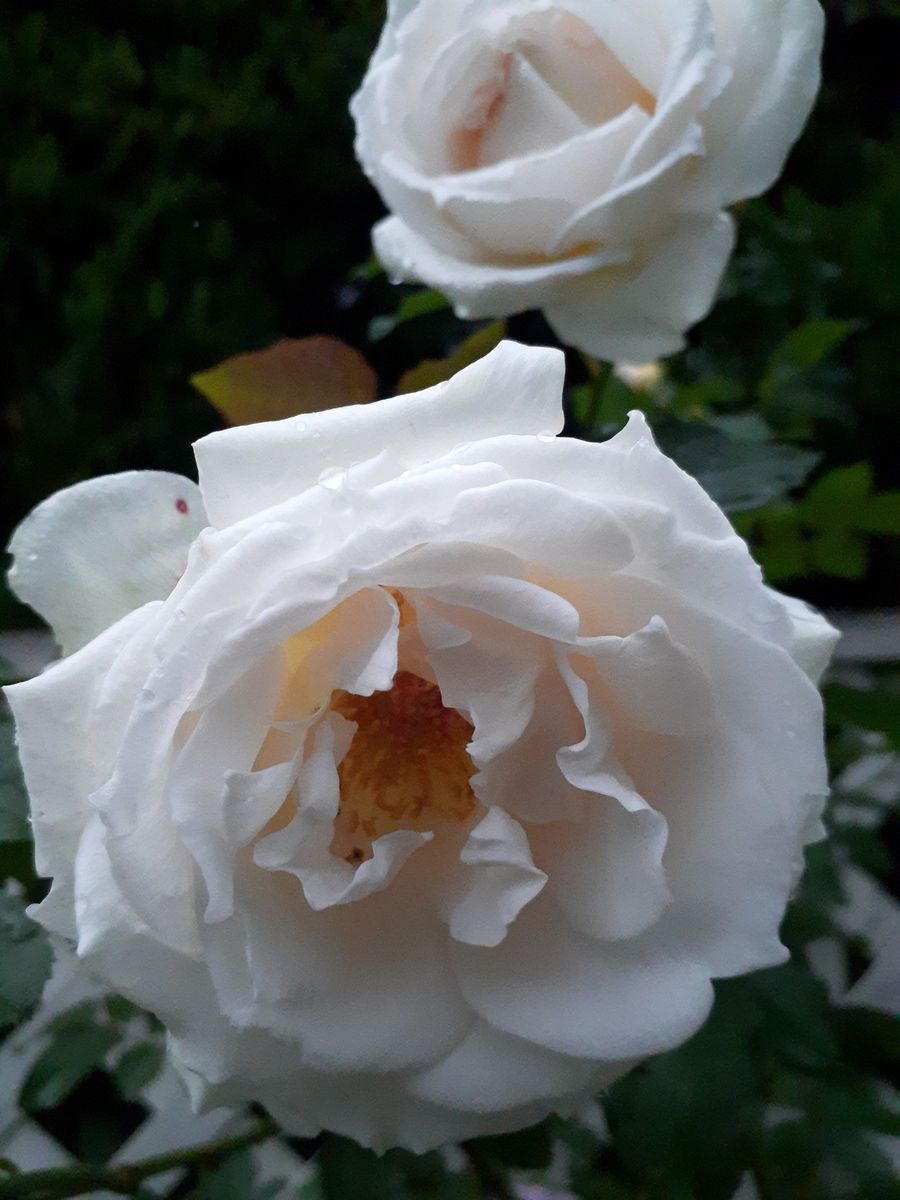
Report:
0,892,52,1031
0,0,385,626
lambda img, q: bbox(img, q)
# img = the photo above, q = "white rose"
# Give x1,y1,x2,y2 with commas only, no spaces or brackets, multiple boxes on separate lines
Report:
6,342,837,1151
352,0,824,362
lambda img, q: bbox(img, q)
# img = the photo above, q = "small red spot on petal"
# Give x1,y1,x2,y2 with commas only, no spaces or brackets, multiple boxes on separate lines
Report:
175,498,189,514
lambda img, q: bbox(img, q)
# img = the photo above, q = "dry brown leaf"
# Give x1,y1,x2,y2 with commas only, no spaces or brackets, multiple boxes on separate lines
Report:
192,336,378,426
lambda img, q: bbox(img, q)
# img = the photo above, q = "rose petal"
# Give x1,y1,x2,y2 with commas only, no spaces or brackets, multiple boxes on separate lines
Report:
547,800,672,942
410,1022,606,1113
5,606,156,938
685,0,825,208
254,716,431,911
544,212,736,362
452,893,714,1061
775,593,840,685
444,807,547,948
7,471,205,654
194,341,565,527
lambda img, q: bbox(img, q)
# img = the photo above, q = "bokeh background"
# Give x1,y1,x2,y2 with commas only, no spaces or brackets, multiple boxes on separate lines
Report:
1,2,898,1198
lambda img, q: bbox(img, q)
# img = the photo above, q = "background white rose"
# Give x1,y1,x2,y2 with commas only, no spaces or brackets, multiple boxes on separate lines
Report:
5,342,837,1151
352,0,825,362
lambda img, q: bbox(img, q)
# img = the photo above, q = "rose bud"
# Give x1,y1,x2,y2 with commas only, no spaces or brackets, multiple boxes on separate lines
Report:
352,0,824,362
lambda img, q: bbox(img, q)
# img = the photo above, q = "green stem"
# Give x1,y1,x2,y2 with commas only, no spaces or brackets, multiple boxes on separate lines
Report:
0,1118,278,1200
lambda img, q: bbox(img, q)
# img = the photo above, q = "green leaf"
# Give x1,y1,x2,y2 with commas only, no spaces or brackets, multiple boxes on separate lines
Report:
815,1080,900,1138
593,374,651,432
0,716,30,845
825,683,900,743
750,963,838,1071
112,1041,165,1100
468,1122,554,1172
319,1138,412,1200
0,840,37,889
20,1021,118,1111
386,1151,478,1200
605,979,763,1198
754,506,808,581
834,824,892,877
0,892,52,1030
9,134,61,198
808,528,868,578
824,1131,900,1195
761,319,859,403
834,1007,900,1075
671,376,744,417
191,1148,269,1200
655,422,820,512
800,463,873,527
105,994,144,1023
368,289,450,341
858,491,900,534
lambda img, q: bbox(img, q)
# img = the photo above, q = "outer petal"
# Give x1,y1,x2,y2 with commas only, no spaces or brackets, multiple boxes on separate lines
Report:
409,1023,605,1113
194,341,565,527
452,893,714,1061
74,812,223,1024
259,1071,571,1154
544,212,736,362
686,0,825,208
373,214,631,321
4,605,157,937
593,577,830,976
206,849,472,1076
776,593,840,685
7,471,205,654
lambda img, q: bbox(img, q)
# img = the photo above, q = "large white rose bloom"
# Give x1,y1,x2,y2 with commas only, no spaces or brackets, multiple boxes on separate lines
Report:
352,0,825,362
6,343,837,1151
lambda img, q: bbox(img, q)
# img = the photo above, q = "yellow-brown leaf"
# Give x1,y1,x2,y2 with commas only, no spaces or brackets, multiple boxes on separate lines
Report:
192,336,378,426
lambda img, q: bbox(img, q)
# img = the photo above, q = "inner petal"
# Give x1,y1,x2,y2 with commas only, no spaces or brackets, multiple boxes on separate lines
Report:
512,10,656,127
330,670,479,863
448,10,656,172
